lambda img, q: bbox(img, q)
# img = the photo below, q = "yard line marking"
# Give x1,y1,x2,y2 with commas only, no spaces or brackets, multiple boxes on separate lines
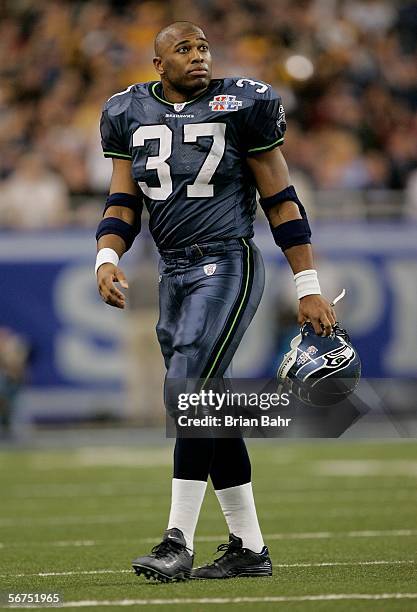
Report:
193,529,417,543
0,515,138,527
5,486,417,506
6,593,417,608
315,459,417,477
4,481,417,500
0,540,100,549
1,560,414,578
1,504,414,527
1,526,417,544
6,485,155,499
0,540,97,548
53,540,96,547
274,560,415,568
29,448,173,470
4,569,132,578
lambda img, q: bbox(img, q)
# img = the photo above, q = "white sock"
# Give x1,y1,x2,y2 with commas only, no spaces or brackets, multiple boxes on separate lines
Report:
215,482,264,553
167,478,207,552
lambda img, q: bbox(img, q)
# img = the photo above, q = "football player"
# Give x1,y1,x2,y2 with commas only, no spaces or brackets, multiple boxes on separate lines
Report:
95,21,335,582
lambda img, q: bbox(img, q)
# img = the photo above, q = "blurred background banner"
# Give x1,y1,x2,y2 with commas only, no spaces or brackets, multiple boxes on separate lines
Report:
0,230,126,421
1,0,417,430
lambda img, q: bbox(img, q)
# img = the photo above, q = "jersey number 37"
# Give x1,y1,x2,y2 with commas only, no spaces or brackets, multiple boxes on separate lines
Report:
133,123,226,200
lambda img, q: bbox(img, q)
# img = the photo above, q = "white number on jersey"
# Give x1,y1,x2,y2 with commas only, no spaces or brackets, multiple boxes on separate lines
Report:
235,78,269,94
132,122,226,200
184,123,226,197
133,124,173,200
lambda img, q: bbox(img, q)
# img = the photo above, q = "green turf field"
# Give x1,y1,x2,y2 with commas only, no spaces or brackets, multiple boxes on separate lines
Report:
1,440,417,611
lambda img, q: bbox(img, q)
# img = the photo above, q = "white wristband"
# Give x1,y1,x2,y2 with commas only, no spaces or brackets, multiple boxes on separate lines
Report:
95,248,119,275
294,269,321,300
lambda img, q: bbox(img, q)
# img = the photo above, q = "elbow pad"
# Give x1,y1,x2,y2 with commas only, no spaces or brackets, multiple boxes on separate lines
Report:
97,192,142,251
270,219,311,252
103,192,140,214
95,217,139,251
259,185,311,251
259,185,308,218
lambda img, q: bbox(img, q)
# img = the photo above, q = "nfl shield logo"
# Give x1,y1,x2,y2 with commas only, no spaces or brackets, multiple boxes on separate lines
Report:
203,263,217,276
174,102,186,112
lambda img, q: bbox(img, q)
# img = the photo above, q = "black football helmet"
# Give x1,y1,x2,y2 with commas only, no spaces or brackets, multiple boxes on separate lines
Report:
277,322,361,406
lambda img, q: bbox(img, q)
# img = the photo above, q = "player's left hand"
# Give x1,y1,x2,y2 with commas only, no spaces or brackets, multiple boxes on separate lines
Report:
298,295,336,337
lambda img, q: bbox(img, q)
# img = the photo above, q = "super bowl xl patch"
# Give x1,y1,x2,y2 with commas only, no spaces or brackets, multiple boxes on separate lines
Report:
209,95,242,112
297,346,318,366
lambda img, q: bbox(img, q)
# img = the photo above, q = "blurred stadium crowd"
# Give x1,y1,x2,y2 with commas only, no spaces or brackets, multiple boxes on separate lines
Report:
1,0,417,228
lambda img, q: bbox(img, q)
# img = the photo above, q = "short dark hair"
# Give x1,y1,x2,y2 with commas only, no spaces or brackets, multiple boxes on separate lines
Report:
154,21,204,55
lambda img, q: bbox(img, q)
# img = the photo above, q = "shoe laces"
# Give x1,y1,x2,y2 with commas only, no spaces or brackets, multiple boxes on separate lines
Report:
151,539,184,559
210,541,240,566
216,542,233,553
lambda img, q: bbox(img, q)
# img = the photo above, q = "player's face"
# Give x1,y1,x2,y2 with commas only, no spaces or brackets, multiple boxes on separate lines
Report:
155,31,212,94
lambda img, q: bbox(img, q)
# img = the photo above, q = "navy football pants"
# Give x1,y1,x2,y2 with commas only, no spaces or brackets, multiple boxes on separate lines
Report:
156,238,265,488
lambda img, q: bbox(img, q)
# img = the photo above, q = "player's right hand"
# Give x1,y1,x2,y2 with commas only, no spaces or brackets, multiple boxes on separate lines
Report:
97,263,128,309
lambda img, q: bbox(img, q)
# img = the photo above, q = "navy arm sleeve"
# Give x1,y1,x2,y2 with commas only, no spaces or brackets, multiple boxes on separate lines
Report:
100,108,132,160
245,91,287,155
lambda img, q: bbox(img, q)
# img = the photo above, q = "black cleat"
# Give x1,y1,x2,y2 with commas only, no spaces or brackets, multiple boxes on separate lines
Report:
132,528,193,583
191,533,272,579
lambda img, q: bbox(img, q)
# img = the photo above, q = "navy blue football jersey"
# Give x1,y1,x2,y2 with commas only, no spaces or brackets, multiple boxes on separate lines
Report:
100,78,286,248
